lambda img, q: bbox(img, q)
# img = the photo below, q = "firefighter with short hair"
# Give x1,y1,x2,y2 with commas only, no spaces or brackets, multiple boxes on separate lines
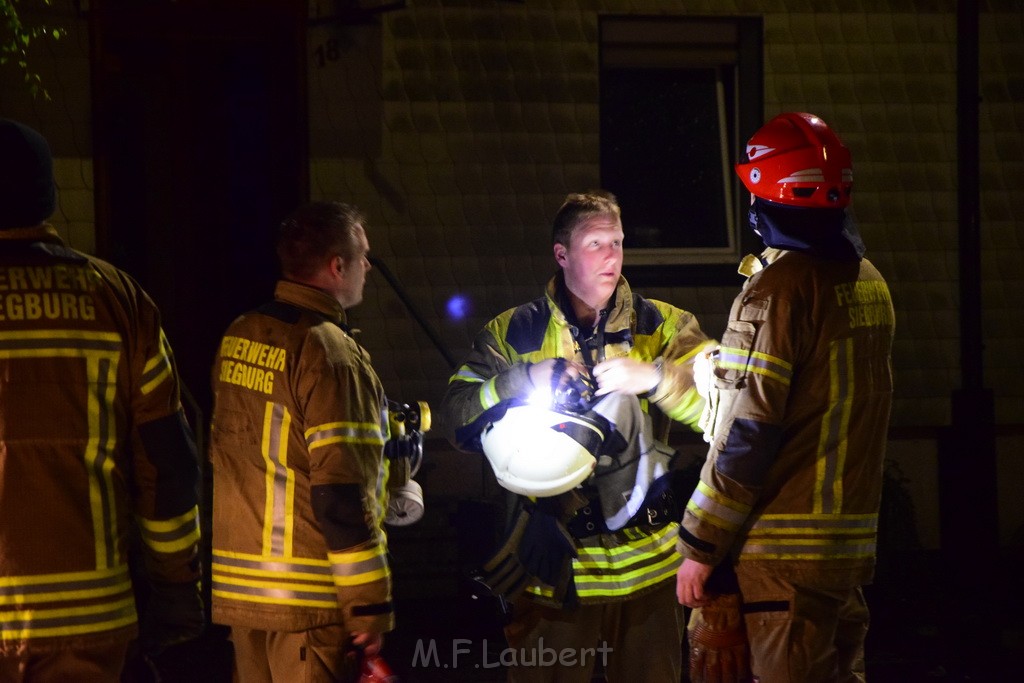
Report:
0,119,203,680
443,191,713,682
209,201,394,682
676,112,895,682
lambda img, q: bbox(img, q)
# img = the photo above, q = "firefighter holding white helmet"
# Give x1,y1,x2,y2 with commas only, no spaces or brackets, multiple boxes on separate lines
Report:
442,191,714,682
676,113,895,682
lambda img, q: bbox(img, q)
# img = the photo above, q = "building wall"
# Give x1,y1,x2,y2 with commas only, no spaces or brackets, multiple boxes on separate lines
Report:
3,0,1022,548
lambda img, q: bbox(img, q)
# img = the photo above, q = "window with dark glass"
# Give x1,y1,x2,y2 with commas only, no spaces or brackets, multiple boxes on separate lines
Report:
599,15,763,284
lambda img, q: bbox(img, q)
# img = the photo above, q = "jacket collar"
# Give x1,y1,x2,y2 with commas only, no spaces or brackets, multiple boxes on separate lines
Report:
544,272,634,334
0,223,64,245
274,279,348,327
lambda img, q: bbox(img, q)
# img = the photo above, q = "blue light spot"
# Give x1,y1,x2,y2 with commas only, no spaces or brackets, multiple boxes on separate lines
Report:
446,295,471,320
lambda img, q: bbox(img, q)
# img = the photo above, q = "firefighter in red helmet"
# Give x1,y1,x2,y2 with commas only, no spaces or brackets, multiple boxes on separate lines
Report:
677,113,895,682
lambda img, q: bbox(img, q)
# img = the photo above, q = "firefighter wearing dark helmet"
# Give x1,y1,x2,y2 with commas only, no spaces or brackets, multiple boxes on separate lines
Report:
676,113,895,682
0,119,203,679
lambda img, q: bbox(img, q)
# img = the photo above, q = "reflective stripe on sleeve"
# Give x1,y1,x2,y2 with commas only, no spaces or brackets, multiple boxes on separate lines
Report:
718,346,793,386
140,330,174,395
686,480,751,532
328,545,390,587
137,505,200,554
304,421,385,450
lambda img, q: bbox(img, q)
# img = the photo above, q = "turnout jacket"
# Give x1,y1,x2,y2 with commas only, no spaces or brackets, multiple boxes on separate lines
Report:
210,280,394,634
443,275,710,603
679,248,894,588
0,225,201,647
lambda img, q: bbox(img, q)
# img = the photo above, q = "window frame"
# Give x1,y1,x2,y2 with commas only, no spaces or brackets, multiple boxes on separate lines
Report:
598,14,764,286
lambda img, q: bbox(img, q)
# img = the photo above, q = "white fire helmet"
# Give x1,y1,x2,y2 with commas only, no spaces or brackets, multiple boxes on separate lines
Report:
480,404,604,497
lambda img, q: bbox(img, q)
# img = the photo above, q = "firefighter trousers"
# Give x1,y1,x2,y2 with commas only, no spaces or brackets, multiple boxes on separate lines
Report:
229,624,357,683
736,565,869,683
503,580,684,682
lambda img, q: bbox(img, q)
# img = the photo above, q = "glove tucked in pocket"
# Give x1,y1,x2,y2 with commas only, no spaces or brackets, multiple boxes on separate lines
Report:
476,498,579,606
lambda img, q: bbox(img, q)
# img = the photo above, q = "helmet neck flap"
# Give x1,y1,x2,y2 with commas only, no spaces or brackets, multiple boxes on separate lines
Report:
749,198,865,261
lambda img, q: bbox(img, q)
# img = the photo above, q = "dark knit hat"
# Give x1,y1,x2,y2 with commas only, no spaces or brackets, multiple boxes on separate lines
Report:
0,118,57,230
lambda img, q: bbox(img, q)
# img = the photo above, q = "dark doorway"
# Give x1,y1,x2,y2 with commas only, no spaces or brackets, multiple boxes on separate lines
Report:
90,0,308,419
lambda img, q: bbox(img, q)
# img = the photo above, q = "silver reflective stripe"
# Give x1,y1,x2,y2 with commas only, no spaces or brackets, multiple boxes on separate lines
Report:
816,338,854,513
741,513,878,560
212,552,337,608
569,525,680,598
265,402,290,555
687,481,750,531
0,331,124,571
739,538,876,559
0,566,136,639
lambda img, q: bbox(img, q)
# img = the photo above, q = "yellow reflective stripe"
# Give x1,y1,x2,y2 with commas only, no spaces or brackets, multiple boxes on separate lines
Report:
210,589,336,609
479,376,500,410
138,505,200,554
140,330,173,395
0,596,137,640
329,546,390,587
212,551,338,608
0,329,121,345
304,421,385,449
0,566,132,606
662,385,705,425
686,480,751,532
749,512,878,528
0,331,123,571
574,553,680,598
212,575,335,595
718,346,793,385
575,524,677,564
526,526,681,599
261,402,294,556
740,512,877,560
212,550,332,573
815,338,855,513
449,366,485,383
87,354,119,570
738,538,876,560
0,567,136,639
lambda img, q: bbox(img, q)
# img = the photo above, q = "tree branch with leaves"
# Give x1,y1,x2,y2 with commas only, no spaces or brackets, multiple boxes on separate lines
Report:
1,0,65,99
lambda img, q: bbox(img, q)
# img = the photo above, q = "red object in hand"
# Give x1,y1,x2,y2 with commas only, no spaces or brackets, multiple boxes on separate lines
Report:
359,654,398,682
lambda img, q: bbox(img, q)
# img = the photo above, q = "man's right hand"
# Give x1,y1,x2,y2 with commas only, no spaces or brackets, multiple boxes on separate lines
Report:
528,358,587,392
351,631,383,658
676,557,714,608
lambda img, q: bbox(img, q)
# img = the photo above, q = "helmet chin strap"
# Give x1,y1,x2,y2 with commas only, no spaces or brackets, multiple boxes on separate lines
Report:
749,198,866,260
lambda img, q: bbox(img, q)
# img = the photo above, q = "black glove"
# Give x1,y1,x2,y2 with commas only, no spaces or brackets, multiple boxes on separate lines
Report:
516,500,577,587
138,580,205,657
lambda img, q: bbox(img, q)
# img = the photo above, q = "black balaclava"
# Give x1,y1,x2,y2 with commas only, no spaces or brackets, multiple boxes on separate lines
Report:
749,197,866,261
0,119,57,230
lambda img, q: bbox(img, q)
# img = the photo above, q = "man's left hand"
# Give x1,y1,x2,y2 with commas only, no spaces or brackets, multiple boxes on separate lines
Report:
592,357,659,396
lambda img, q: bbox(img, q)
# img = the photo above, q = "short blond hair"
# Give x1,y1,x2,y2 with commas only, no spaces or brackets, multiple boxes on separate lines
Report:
551,190,621,246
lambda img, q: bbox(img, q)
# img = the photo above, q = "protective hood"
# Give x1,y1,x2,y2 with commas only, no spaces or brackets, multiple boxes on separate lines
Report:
749,197,865,261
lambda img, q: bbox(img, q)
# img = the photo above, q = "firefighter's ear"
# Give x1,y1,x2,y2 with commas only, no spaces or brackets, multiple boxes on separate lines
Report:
331,254,346,276
553,242,568,266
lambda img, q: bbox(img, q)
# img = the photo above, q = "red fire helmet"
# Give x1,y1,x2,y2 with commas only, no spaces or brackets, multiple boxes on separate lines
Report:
735,112,853,209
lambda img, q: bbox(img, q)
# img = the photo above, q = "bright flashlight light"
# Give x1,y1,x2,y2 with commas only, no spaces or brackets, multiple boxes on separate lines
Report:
526,386,554,407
